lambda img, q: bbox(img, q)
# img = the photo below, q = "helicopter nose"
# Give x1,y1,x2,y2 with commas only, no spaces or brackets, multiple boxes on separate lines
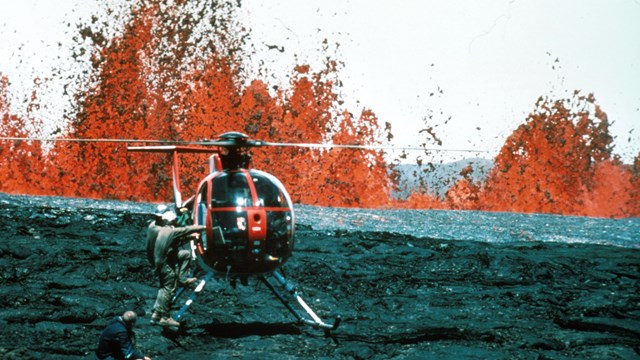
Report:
247,209,267,240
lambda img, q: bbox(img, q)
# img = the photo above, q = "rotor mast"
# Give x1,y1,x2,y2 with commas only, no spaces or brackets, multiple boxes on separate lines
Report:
126,132,257,208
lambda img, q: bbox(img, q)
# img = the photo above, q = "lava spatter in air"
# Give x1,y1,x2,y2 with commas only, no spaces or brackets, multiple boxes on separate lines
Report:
476,93,640,217
0,0,638,217
0,0,393,206
0,75,48,196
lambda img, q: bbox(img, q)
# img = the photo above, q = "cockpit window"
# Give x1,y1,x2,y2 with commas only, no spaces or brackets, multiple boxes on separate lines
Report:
210,172,253,208
252,173,287,207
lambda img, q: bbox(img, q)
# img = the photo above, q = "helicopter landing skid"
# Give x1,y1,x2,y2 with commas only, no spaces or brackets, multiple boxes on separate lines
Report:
173,271,214,322
260,270,341,334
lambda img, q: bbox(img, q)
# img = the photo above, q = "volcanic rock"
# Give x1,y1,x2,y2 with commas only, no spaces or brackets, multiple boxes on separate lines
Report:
0,194,638,359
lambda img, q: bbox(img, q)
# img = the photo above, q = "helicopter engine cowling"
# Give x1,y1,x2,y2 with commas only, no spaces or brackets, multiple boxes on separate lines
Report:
193,169,295,275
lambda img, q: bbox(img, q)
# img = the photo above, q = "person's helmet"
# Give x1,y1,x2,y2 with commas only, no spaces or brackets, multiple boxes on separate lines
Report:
154,204,169,223
161,211,177,224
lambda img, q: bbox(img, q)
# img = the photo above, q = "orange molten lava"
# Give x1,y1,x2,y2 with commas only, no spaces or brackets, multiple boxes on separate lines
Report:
1,0,638,218
0,1,392,207
476,94,639,217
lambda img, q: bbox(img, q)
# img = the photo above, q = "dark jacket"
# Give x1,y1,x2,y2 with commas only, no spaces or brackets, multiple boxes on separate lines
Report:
95,316,145,360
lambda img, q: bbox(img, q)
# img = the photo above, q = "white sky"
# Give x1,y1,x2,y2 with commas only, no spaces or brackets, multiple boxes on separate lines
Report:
1,0,639,163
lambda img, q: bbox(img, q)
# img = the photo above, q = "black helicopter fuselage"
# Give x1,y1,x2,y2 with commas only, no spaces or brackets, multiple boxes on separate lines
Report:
192,168,295,275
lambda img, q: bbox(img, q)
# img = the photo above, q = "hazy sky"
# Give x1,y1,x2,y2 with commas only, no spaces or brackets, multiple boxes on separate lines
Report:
240,0,640,163
1,0,639,163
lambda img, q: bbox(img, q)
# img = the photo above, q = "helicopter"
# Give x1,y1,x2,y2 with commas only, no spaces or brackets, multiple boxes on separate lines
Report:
128,131,341,332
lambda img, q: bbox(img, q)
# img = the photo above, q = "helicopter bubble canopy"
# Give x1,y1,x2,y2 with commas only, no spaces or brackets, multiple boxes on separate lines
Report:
193,168,295,275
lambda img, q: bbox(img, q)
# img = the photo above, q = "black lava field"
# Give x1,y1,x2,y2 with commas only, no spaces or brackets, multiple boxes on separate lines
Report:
0,193,638,359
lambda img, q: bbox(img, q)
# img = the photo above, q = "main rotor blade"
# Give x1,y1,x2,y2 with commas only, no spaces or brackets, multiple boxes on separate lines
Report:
0,136,489,153
0,136,256,148
260,141,489,153
0,136,234,147
0,136,191,145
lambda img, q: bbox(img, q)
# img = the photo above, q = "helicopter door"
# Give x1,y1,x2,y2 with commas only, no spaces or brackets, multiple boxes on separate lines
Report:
209,172,251,247
196,183,208,226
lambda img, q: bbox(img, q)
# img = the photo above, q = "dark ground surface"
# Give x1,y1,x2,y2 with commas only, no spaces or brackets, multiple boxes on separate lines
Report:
0,195,639,359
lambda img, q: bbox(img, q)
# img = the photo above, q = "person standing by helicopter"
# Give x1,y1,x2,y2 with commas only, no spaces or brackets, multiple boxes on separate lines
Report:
148,208,205,327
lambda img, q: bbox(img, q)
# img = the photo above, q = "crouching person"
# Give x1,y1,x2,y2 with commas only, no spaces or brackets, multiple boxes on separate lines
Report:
94,310,151,360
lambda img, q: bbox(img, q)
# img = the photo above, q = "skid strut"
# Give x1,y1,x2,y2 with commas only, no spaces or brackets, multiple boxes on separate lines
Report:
260,270,341,332
173,271,214,321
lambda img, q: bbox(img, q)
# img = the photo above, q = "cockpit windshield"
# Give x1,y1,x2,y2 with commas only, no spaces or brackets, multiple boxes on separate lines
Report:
252,173,287,207
196,169,295,274
210,172,253,208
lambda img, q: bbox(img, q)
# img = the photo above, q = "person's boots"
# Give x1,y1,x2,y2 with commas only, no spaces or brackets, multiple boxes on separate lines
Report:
150,312,162,325
182,277,198,286
158,317,180,327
